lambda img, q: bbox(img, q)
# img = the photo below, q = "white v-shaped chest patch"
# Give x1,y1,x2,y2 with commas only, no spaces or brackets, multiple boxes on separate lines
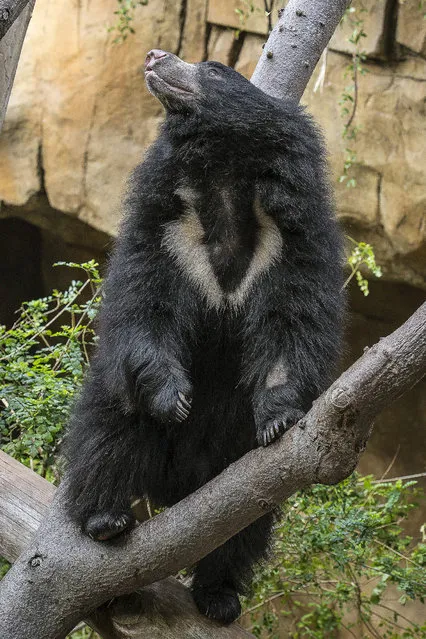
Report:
162,186,283,310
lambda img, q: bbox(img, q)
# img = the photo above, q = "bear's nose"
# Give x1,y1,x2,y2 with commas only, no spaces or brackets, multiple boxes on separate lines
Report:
145,49,168,70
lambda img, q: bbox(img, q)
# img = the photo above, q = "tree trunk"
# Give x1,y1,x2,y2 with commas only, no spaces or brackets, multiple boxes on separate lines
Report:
0,0,35,130
251,0,351,101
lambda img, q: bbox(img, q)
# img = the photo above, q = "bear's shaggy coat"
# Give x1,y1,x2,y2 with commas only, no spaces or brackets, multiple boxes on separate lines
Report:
65,51,345,624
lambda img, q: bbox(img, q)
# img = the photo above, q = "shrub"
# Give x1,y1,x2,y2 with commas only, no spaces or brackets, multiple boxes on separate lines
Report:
243,476,426,638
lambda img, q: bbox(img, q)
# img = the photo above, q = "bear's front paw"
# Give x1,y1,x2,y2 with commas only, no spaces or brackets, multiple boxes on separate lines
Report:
257,407,305,447
149,380,193,425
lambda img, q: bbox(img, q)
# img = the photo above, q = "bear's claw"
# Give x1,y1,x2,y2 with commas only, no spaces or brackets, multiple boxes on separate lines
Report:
175,392,192,422
258,408,305,447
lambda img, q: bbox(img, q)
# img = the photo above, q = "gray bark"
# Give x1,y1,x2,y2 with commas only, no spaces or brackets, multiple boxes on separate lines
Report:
0,0,35,130
251,0,352,101
90,580,255,639
1,302,425,639
0,452,253,639
0,451,55,561
0,0,32,40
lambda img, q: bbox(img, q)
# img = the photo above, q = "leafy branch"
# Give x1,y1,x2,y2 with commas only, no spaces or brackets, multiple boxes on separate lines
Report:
344,237,382,295
108,0,148,44
0,261,101,481
243,475,426,638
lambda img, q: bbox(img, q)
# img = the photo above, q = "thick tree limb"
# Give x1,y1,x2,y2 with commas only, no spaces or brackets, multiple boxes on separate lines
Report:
90,580,255,639
0,0,31,40
251,0,352,101
0,455,253,639
0,303,425,639
0,0,35,130
0,451,55,561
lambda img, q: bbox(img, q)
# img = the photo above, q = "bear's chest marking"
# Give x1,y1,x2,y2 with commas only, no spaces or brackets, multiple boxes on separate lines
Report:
162,186,283,309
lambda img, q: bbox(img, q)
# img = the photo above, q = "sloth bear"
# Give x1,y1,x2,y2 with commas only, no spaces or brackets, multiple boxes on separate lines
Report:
64,49,344,624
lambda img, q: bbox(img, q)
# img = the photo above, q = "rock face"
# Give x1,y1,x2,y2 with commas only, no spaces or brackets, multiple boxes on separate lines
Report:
307,53,426,290
0,0,424,289
0,0,208,234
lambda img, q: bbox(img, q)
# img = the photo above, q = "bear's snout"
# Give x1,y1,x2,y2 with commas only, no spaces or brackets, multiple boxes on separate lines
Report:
145,49,168,71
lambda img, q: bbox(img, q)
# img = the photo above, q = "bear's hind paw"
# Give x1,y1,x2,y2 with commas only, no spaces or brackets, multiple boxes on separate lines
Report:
192,583,241,625
84,511,135,541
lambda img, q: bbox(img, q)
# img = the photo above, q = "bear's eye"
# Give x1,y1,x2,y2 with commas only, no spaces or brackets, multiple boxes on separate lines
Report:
208,68,220,78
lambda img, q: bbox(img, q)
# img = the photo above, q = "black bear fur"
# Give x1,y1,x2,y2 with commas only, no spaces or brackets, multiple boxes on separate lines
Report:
64,51,345,624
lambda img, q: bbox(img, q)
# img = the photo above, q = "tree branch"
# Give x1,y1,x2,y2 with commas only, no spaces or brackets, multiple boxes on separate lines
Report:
251,0,352,101
1,303,425,638
0,0,32,40
0,0,35,130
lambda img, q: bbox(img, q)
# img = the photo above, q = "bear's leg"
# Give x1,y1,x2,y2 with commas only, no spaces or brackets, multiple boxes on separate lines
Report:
63,379,144,541
191,512,274,624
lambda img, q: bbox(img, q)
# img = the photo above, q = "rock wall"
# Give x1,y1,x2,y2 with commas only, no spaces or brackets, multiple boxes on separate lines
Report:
0,0,208,234
0,0,425,290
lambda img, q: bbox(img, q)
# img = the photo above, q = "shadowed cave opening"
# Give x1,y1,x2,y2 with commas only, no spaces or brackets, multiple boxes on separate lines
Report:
0,197,110,327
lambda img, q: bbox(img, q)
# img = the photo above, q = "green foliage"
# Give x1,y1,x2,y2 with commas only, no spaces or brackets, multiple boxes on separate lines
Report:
108,0,148,44
66,626,99,639
344,237,382,296
0,261,101,480
235,0,258,25
344,6,368,47
243,475,426,638
339,148,358,189
0,557,10,579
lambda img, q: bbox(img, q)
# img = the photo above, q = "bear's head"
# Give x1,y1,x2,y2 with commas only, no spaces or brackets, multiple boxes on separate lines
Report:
144,49,274,131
